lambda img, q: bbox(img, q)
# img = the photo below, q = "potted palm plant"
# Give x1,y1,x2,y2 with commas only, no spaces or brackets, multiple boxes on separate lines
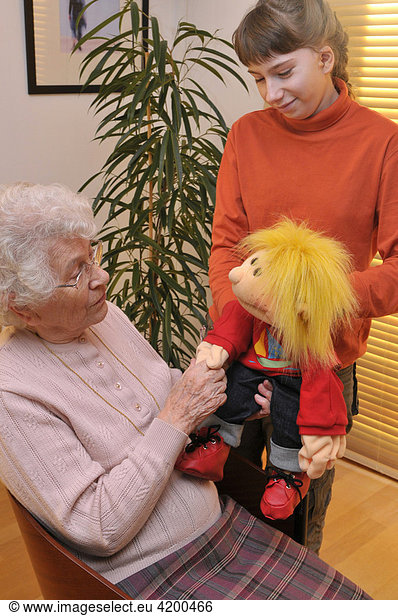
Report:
78,0,247,368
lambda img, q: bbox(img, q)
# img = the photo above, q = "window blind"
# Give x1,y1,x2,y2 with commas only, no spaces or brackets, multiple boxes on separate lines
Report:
329,1,398,479
348,258,398,480
331,1,398,121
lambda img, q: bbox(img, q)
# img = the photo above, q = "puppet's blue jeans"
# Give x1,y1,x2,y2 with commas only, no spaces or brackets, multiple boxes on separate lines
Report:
204,362,357,472
209,363,303,470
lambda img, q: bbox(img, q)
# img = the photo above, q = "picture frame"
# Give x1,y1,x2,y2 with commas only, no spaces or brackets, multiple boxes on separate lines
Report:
23,0,121,94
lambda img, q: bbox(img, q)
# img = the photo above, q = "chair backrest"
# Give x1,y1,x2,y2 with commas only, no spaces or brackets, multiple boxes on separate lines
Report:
8,492,130,600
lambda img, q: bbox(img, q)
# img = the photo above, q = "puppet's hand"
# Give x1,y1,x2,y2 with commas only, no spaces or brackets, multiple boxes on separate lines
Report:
196,341,229,369
298,434,346,479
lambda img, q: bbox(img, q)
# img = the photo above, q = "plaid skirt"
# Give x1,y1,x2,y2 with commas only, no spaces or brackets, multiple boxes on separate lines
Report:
117,497,370,600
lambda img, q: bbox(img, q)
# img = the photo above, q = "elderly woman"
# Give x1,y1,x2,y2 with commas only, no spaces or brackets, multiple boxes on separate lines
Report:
0,183,369,600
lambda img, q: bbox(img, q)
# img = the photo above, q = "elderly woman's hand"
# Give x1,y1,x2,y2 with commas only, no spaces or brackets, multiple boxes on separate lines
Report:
158,359,227,435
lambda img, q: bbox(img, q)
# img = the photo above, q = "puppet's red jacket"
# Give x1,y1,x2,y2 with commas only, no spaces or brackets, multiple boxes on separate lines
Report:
205,300,348,436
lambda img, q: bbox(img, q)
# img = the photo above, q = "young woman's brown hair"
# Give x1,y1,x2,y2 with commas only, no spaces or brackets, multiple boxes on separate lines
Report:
233,0,353,97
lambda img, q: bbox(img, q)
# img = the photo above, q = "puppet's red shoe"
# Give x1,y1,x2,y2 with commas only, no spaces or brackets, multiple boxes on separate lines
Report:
260,468,310,520
175,426,230,482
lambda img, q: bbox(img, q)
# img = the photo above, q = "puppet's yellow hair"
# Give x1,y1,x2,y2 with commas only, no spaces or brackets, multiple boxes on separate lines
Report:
239,219,358,368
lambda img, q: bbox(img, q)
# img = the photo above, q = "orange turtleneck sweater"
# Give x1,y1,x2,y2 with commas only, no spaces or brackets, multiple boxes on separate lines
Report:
209,80,398,368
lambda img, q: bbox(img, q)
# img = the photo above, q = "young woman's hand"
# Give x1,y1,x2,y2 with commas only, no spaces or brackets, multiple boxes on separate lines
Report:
246,379,273,421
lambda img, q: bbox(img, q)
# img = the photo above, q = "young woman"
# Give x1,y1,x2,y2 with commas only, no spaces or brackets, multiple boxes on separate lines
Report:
208,0,398,553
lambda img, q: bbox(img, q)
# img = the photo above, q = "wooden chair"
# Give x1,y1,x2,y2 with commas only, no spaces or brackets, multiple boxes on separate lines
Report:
8,493,130,600
8,449,307,600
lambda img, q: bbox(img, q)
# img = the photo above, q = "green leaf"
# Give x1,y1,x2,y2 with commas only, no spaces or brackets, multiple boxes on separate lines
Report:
188,57,225,83
181,89,201,128
165,133,175,191
129,71,153,119
185,82,228,132
170,131,183,189
189,45,240,66
158,40,168,82
171,82,182,131
130,1,140,38
148,271,164,316
146,261,186,296
167,190,178,234
158,80,171,111
172,29,200,49
170,301,185,337
157,130,170,193
163,293,172,350
201,56,249,92
151,16,161,61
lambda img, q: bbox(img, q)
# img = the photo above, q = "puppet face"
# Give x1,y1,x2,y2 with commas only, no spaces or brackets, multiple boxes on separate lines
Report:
229,253,274,323
232,219,358,367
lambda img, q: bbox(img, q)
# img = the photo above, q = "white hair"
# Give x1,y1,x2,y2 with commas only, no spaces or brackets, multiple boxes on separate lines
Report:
0,182,97,327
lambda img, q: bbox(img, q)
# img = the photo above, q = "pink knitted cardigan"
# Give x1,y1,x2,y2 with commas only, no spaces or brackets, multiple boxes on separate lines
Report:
0,302,220,583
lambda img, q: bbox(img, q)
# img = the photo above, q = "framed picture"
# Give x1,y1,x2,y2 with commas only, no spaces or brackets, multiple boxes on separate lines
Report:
23,0,122,94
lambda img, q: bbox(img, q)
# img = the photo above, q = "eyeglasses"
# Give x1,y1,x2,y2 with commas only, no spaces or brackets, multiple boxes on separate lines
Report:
55,241,103,289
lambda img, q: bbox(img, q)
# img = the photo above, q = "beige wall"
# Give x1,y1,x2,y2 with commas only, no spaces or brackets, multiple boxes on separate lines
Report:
185,0,260,125
0,1,112,194
0,1,257,194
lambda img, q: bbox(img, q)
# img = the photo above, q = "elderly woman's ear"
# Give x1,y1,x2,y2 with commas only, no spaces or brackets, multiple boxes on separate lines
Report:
8,296,37,327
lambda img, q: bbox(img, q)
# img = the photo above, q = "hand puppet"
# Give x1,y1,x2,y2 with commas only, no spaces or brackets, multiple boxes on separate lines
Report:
176,218,358,519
